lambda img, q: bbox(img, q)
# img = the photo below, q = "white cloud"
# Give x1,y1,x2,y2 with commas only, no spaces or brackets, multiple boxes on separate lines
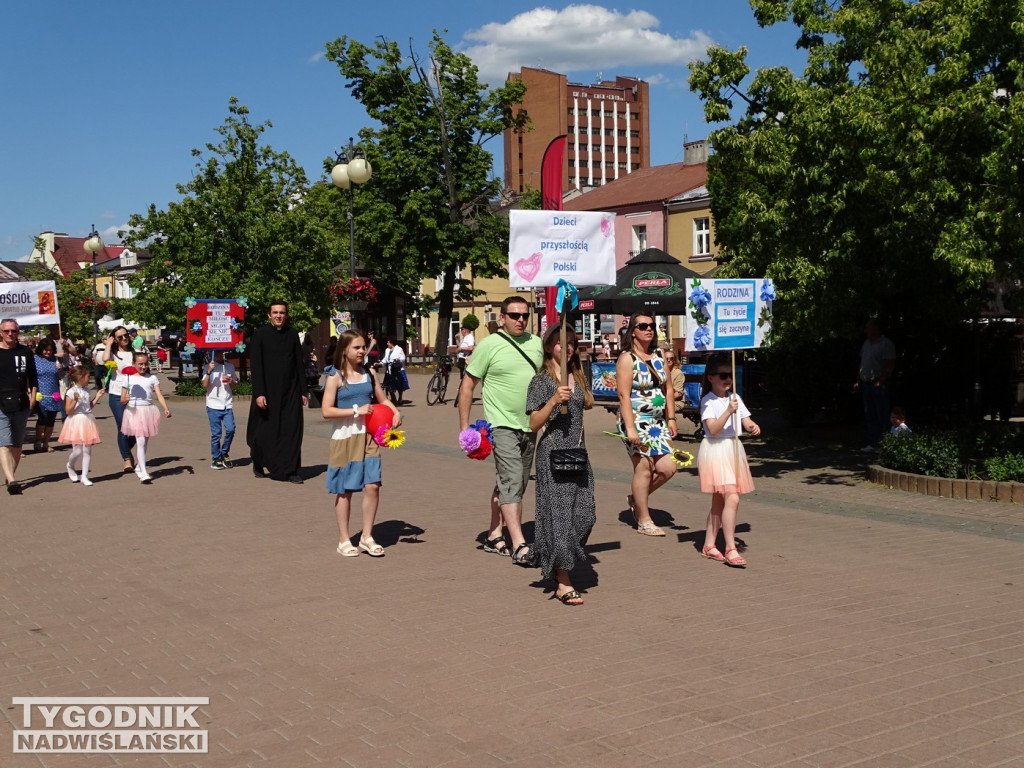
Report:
101,224,130,243
308,51,326,64
462,5,713,86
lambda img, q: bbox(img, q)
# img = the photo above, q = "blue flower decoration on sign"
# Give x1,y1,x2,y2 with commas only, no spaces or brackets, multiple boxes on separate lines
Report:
235,342,246,353
236,297,248,308
760,279,776,303
191,320,203,333
184,297,197,308
229,317,242,331
183,342,197,355
694,325,712,349
689,285,712,310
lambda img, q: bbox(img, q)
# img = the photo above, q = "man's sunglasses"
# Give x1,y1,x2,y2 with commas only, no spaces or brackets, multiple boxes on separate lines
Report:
634,322,655,331
505,312,529,321
710,371,733,379
1,329,18,334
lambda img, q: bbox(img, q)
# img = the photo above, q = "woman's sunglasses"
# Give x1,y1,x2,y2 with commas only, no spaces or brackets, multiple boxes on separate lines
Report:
634,322,655,331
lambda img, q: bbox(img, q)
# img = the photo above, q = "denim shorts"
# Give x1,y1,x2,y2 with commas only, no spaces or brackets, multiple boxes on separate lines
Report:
0,408,30,448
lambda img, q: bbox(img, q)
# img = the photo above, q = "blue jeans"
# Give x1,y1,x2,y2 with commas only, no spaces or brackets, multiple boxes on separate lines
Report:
861,380,890,447
108,393,137,460
207,407,235,460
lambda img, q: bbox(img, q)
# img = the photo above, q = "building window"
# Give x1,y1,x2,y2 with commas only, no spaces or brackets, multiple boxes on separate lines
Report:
694,217,711,255
632,224,647,253
102,284,110,298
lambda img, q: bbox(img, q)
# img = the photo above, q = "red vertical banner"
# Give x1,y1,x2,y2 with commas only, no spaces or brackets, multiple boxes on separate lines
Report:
540,135,567,328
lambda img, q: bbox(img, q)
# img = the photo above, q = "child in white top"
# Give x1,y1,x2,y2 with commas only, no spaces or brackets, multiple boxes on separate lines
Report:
59,365,105,486
890,406,912,436
202,350,237,469
118,352,172,483
696,354,761,567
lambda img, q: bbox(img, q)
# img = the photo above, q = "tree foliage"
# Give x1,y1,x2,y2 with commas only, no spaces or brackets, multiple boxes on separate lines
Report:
121,99,341,333
689,0,1024,417
325,31,529,355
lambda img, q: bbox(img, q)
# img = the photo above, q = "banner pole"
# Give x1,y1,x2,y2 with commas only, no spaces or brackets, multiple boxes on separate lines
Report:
732,349,741,475
559,298,569,415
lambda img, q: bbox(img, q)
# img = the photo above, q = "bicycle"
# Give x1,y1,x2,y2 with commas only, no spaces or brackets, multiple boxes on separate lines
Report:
425,355,453,406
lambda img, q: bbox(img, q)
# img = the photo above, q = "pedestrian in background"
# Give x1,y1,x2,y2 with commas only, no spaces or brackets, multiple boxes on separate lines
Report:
855,318,896,453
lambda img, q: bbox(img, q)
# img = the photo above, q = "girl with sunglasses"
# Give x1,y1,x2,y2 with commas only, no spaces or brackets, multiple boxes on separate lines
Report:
104,326,138,471
616,314,677,536
697,353,760,567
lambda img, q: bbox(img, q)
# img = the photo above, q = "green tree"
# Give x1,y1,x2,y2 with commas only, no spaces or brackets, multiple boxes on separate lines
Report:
24,255,102,343
121,98,341,333
325,31,529,355
689,0,1024,417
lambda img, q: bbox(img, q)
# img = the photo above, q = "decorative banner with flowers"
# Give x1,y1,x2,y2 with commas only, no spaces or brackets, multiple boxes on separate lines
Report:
185,299,245,349
331,278,378,309
685,278,775,352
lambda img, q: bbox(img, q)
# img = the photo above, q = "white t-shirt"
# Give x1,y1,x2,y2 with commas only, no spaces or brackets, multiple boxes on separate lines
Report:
457,333,475,360
700,392,751,439
66,385,94,416
105,350,136,396
859,336,896,381
205,362,236,410
118,373,160,407
382,346,406,365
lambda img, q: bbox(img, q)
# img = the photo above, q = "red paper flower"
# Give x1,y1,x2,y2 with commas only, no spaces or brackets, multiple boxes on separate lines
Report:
121,366,138,375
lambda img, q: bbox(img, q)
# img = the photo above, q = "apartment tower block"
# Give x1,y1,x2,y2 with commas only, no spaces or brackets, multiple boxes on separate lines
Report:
503,67,650,195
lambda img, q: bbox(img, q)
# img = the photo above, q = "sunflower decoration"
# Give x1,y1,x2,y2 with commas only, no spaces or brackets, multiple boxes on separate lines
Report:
671,449,695,468
374,426,406,449
103,359,118,386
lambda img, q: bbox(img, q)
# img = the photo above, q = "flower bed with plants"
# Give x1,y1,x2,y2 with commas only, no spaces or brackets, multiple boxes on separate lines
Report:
870,424,1024,502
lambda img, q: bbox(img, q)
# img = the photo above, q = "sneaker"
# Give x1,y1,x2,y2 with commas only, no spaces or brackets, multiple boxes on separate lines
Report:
222,455,232,468
211,459,225,470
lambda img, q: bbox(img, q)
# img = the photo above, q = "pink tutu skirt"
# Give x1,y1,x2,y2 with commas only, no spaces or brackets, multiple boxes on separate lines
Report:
697,436,755,494
58,414,101,445
121,403,161,437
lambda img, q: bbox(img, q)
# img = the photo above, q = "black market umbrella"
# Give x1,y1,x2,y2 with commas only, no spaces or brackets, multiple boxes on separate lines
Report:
576,248,706,315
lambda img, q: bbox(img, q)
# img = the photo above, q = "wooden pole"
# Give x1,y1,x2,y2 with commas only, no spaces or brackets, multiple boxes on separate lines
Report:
559,299,569,415
732,349,741,474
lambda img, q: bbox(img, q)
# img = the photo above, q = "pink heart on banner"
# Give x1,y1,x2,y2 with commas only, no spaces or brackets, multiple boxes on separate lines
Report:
515,252,542,282
601,217,612,237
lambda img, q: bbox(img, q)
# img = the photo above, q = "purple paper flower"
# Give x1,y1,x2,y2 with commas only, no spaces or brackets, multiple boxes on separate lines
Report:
459,428,482,453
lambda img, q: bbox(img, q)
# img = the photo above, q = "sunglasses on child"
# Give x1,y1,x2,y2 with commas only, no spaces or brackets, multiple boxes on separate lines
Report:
504,311,529,321
709,371,733,379
634,322,655,331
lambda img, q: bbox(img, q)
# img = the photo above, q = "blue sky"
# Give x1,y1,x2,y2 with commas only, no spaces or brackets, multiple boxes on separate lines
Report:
0,1,806,261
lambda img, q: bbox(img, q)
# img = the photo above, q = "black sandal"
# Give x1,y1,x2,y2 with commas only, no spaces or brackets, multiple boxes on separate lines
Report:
483,536,509,556
511,543,533,566
556,590,584,606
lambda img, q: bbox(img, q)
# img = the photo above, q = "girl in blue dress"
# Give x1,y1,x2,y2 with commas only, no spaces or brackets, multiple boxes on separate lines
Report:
322,330,402,558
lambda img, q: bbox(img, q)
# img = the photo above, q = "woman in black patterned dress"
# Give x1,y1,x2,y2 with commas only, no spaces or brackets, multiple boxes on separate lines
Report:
526,324,595,606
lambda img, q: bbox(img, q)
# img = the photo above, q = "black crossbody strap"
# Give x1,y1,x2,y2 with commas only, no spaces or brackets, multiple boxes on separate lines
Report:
496,332,538,373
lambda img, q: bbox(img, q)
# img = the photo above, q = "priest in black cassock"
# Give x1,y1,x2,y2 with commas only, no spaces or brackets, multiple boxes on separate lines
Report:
247,302,308,482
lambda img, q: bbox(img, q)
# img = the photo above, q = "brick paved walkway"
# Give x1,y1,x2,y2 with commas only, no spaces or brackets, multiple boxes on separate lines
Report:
3,394,1023,767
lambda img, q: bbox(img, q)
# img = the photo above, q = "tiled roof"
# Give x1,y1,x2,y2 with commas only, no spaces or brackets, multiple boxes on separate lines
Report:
49,236,124,277
563,162,708,211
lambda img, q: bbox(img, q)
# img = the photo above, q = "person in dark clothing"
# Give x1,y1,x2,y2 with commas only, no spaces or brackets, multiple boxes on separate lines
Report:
247,302,307,483
0,319,38,494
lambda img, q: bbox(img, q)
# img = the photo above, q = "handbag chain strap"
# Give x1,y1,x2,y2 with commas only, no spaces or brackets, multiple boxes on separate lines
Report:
496,332,538,372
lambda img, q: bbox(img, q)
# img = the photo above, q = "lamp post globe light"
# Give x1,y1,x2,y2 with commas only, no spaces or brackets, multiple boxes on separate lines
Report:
330,137,373,279
82,225,104,344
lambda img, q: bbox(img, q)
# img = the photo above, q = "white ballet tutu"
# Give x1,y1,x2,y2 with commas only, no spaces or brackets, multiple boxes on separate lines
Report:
697,436,755,494
58,414,101,445
121,403,161,438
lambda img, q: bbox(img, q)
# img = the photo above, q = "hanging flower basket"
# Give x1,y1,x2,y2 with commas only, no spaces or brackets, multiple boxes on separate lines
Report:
331,278,378,311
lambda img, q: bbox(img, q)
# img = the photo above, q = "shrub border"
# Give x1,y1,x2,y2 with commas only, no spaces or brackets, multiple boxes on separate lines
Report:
867,464,1024,504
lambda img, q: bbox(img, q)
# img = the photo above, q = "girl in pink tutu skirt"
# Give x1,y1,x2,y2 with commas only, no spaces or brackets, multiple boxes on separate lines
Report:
697,352,760,567
59,364,105,486
118,351,172,483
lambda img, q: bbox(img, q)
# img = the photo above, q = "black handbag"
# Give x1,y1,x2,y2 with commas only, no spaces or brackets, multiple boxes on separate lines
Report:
550,446,588,476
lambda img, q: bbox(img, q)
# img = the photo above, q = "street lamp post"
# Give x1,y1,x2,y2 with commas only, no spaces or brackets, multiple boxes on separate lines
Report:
82,225,104,345
329,138,373,279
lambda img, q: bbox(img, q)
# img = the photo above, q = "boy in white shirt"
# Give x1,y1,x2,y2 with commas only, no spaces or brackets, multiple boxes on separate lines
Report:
202,350,237,469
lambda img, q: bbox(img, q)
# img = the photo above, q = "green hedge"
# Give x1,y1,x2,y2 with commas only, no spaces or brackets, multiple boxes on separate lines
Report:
174,379,252,397
877,424,1024,480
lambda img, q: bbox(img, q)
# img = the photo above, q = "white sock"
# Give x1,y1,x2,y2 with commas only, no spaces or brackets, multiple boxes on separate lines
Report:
136,436,148,476
81,447,92,485
67,445,82,481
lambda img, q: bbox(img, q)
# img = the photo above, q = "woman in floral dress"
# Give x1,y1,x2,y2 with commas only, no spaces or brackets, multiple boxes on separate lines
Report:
616,314,677,536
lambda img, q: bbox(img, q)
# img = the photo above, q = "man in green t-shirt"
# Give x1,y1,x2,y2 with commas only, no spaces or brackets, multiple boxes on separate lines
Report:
458,296,543,565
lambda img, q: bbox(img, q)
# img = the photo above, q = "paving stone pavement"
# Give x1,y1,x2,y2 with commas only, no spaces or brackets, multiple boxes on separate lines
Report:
2,393,1023,767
